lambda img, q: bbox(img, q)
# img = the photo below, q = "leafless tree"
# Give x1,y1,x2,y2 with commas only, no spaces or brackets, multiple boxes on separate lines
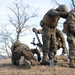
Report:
51,0,75,8
0,0,38,58
9,0,38,40
51,0,60,6
70,0,75,8
0,25,12,58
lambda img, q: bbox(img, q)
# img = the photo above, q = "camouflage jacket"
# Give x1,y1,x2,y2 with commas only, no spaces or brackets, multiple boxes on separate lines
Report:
64,9,75,33
40,9,68,28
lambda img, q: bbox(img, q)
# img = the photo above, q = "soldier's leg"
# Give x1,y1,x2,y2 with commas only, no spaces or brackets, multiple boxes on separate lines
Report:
42,36,50,65
19,56,31,69
49,29,57,64
67,35,75,68
69,50,75,68
42,26,51,65
51,29,57,54
31,48,41,62
21,49,40,66
35,49,41,62
19,50,40,67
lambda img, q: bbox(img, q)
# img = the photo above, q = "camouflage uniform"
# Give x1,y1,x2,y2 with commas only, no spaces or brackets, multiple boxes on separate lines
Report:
35,28,67,51
11,40,40,66
36,28,67,64
40,4,68,65
56,28,67,53
63,9,75,67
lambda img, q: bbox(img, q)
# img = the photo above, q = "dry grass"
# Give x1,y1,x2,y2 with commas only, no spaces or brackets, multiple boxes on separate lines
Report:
0,59,75,75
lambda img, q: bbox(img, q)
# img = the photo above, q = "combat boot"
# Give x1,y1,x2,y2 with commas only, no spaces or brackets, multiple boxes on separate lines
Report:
48,52,58,66
41,52,50,65
69,58,75,68
42,56,50,65
19,56,31,69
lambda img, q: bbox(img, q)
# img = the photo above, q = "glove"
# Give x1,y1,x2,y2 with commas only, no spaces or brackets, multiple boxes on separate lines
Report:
60,12,68,18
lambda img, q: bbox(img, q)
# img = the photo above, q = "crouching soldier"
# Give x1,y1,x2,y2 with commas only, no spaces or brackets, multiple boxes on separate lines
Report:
11,40,40,69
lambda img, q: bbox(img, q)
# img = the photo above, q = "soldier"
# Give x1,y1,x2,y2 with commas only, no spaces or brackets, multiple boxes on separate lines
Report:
40,4,68,65
63,8,75,68
11,40,40,69
35,28,67,52
56,28,67,53
33,28,67,64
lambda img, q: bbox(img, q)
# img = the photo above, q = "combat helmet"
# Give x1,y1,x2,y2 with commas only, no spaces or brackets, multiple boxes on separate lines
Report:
14,40,21,46
57,4,68,12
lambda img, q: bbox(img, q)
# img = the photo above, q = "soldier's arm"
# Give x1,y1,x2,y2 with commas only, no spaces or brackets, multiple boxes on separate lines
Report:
47,9,68,18
33,28,42,34
60,12,69,18
47,9,61,16
56,28,66,47
36,29,42,34
56,28,67,54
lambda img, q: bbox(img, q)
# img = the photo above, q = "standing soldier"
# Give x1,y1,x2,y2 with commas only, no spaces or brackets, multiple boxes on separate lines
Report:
40,4,68,65
48,28,67,65
63,8,75,68
33,28,67,64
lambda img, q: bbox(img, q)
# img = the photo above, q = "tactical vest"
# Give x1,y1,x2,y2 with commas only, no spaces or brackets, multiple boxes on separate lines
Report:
42,14,60,28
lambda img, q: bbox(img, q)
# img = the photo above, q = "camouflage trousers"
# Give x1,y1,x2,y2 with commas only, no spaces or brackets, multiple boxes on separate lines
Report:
42,25,57,59
67,34,75,59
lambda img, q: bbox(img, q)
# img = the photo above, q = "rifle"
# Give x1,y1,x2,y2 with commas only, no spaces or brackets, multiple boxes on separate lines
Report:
32,28,42,52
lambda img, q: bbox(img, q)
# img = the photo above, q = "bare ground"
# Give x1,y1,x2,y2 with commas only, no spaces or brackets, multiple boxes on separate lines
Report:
0,58,75,75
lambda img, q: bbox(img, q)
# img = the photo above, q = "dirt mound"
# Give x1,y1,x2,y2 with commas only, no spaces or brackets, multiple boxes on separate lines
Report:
0,58,75,75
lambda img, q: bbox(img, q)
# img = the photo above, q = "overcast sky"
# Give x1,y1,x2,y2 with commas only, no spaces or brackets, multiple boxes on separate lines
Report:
0,0,71,24
0,0,71,55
